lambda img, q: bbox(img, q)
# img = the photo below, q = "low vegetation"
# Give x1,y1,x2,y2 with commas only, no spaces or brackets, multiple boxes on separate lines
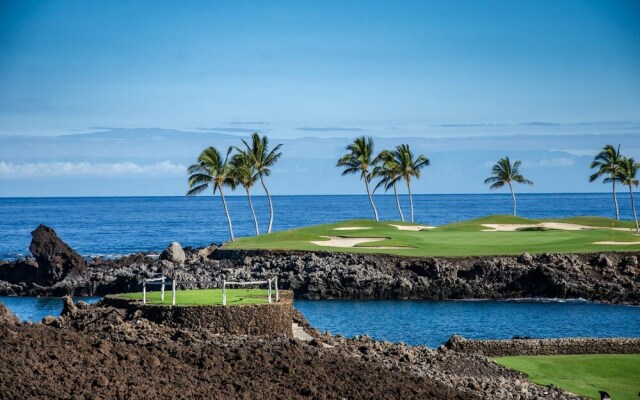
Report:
117,288,270,306
226,215,640,257
494,354,640,400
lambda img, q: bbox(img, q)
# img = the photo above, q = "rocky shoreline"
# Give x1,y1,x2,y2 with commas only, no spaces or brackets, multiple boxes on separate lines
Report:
0,297,581,399
0,225,638,305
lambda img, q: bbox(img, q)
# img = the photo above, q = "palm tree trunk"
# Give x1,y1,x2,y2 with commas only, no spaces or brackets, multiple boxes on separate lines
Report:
393,183,404,222
259,175,275,233
406,179,414,222
613,181,620,220
509,182,517,216
364,177,379,221
629,185,639,234
219,187,234,242
245,187,260,236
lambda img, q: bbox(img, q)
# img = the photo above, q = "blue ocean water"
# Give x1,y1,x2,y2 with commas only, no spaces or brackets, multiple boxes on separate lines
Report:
3,296,638,348
295,299,640,347
0,296,102,322
0,193,632,259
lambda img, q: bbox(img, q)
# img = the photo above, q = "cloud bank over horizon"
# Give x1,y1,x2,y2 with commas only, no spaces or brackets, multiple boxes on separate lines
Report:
0,128,638,197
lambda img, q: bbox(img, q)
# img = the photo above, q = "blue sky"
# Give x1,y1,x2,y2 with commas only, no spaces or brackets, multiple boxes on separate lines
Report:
0,0,639,195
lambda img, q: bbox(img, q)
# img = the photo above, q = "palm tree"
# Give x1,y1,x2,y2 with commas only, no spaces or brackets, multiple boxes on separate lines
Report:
393,144,430,223
484,156,533,216
589,144,623,220
337,136,380,221
617,157,640,234
231,151,260,236
239,133,283,234
187,146,236,242
373,151,404,221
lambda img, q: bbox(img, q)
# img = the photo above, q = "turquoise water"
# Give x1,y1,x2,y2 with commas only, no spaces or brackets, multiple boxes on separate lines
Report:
0,193,631,260
295,299,640,348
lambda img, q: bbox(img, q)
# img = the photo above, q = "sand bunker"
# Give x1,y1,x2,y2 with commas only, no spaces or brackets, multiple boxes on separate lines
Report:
389,224,435,231
333,227,372,231
593,241,640,245
482,223,594,232
483,223,635,232
311,236,386,248
310,236,407,249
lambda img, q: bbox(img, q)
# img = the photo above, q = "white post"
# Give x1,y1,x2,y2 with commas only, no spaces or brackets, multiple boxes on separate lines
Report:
161,276,165,302
143,279,147,304
275,276,279,302
268,278,272,304
222,280,226,306
172,279,176,306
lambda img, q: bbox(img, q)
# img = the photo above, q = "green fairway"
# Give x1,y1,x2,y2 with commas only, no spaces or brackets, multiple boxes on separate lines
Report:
494,354,640,400
225,215,640,257
117,288,270,306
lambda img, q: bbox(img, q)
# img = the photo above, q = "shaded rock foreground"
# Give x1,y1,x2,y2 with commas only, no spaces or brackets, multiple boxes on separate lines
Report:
0,299,579,399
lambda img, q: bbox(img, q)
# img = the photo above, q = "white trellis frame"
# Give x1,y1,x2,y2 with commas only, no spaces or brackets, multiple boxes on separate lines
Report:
221,278,279,306
142,277,279,306
142,276,168,304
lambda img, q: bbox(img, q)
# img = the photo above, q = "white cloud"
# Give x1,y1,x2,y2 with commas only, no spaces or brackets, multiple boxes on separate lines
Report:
0,161,186,177
483,157,576,169
521,157,575,168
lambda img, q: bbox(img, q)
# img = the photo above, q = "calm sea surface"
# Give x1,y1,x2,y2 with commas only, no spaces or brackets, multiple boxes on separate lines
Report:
295,299,640,347
2,296,638,348
0,193,631,259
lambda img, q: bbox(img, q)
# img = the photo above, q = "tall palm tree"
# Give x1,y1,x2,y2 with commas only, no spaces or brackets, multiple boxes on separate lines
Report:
617,157,640,234
589,144,623,220
231,151,260,236
337,136,380,221
484,156,533,216
187,146,236,242
239,133,283,234
393,144,429,223
373,151,404,221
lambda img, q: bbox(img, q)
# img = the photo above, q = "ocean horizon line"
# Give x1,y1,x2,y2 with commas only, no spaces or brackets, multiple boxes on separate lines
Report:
0,192,617,200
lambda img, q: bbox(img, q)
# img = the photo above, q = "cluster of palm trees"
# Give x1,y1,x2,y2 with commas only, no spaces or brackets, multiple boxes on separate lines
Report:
186,133,282,242
589,144,639,233
188,133,639,242
336,136,430,222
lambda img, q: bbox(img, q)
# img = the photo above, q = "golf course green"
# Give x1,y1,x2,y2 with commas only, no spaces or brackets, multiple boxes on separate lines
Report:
494,354,640,400
226,215,640,257
117,288,270,306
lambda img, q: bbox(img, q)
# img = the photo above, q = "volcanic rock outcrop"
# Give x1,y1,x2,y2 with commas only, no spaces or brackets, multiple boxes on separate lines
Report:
0,225,89,294
0,226,638,304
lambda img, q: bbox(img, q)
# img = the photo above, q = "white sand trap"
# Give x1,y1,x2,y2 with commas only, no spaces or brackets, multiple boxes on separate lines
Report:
482,223,593,232
593,241,640,245
389,224,436,231
333,227,372,231
310,236,387,248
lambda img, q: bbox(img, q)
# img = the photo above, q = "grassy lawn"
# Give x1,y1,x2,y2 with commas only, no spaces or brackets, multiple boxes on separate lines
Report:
494,354,640,400
225,215,640,257
117,288,270,306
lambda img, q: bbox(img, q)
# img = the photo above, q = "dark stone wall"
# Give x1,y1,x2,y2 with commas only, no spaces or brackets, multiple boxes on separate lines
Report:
445,335,640,357
102,291,293,338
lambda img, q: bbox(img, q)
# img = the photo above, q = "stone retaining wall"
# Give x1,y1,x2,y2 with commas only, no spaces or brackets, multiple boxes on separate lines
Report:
102,291,294,338
445,335,640,357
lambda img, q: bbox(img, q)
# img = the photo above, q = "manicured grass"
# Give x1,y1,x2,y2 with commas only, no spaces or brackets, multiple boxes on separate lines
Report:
494,354,640,400
225,215,640,257
117,288,270,306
